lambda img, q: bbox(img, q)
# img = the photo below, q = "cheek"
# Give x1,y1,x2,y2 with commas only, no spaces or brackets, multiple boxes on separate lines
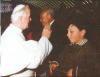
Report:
70,33,78,42
23,18,29,29
25,17,30,25
42,18,46,22
44,18,48,22
26,17,30,22
72,33,80,42
42,20,48,25
22,17,27,24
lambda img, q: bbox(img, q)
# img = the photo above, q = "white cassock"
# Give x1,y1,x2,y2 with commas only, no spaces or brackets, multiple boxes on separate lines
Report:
0,24,52,77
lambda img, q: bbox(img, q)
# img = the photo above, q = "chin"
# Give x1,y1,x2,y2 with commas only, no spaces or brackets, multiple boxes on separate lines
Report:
70,41,75,44
23,27,28,30
25,26,29,29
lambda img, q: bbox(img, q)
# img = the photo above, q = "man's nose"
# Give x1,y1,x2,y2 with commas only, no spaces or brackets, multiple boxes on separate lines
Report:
67,32,71,38
67,32,69,37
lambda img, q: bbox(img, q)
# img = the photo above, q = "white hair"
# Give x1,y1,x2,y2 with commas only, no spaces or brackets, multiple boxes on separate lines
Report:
11,4,26,22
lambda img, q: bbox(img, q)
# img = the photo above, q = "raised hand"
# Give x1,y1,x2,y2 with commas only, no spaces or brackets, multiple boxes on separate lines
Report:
42,25,52,39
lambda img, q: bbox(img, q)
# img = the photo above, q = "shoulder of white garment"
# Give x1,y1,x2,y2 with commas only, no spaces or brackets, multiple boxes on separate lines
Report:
1,24,22,39
10,24,22,33
1,24,30,76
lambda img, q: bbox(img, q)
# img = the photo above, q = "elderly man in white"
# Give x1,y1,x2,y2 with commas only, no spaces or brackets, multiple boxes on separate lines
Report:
0,4,52,77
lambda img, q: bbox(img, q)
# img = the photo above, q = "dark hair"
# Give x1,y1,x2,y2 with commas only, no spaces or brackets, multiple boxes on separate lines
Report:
67,14,91,39
68,15,89,31
40,7,55,19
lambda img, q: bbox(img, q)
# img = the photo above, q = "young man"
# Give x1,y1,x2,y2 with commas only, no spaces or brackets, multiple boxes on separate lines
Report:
57,20,99,77
1,4,52,77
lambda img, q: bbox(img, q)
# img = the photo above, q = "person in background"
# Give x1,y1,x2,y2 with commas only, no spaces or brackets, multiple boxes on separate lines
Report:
52,17,99,77
1,4,52,77
36,7,66,77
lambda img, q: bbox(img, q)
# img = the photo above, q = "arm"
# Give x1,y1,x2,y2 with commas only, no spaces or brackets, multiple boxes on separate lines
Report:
26,26,52,69
1,26,52,76
38,36,52,64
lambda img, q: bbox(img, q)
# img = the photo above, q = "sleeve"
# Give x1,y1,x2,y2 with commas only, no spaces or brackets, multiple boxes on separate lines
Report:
38,36,53,64
1,35,52,76
24,36,52,69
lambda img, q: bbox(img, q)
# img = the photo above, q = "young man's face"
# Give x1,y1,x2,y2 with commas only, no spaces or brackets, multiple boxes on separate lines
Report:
67,24,85,44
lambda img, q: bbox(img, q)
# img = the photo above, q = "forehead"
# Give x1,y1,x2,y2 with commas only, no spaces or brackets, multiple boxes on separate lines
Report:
68,24,79,31
23,6,30,15
41,11,51,17
42,12,48,17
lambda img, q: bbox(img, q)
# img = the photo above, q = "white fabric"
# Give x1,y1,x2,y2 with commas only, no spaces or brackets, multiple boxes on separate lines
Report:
0,24,52,76
9,70,34,77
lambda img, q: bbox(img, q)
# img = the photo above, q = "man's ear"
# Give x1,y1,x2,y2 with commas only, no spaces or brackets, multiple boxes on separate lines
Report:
81,29,86,37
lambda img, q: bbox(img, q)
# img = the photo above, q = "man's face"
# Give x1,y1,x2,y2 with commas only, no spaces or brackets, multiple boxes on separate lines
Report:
21,7,31,30
67,24,84,44
40,12,52,26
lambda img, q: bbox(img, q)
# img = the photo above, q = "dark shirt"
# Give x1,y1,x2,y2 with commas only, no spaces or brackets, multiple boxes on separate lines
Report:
48,21,66,60
58,41,99,77
36,20,66,77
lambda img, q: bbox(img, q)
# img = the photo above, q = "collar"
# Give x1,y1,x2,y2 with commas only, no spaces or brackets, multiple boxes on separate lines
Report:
69,39,88,46
50,20,55,27
76,39,88,46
